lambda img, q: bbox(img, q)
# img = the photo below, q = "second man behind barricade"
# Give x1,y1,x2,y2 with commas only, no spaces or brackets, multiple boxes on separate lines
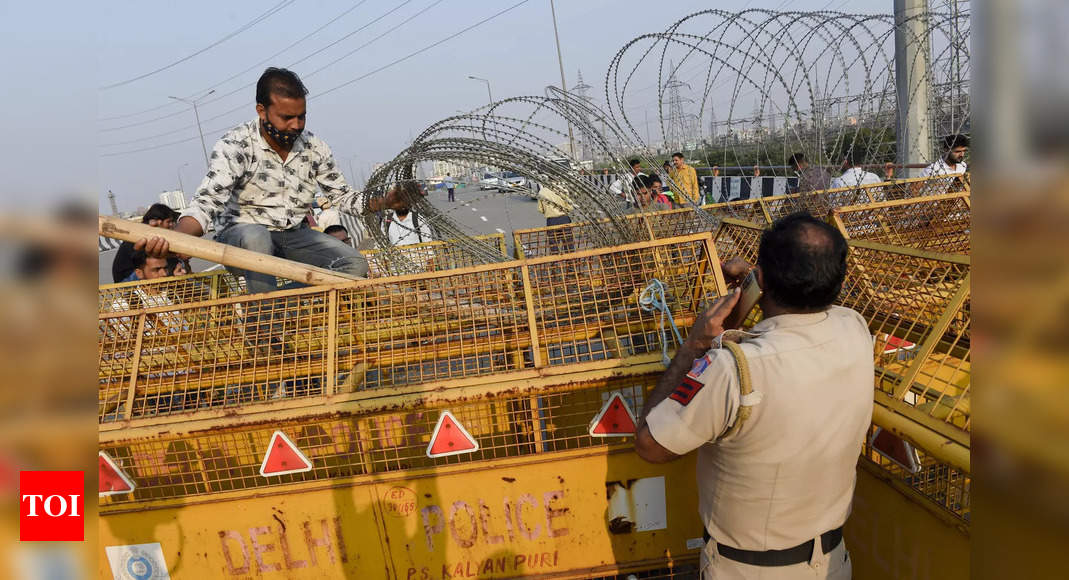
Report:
635,213,873,579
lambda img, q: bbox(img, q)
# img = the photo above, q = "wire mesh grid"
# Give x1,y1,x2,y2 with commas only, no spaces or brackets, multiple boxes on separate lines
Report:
100,377,653,506
100,271,240,313
528,238,719,366
839,242,971,433
833,193,971,254
99,234,721,422
862,424,971,520
362,233,508,277
335,265,531,391
99,290,334,422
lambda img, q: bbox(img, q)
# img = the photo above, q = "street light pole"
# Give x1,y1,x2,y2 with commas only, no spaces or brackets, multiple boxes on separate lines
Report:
467,76,494,107
548,0,576,159
170,89,216,169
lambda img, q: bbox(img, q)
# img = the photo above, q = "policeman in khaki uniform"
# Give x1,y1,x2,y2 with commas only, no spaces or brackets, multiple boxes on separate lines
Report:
636,213,874,579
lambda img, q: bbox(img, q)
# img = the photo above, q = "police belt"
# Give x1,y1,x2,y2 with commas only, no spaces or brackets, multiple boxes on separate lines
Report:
703,527,843,567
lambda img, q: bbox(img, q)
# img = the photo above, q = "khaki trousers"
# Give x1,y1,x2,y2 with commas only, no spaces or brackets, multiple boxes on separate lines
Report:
701,538,851,579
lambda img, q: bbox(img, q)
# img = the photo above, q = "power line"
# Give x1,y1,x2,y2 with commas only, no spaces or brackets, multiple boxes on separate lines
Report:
98,0,370,123
101,0,530,158
99,0,424,142
99,0,297,91
316,0,531,99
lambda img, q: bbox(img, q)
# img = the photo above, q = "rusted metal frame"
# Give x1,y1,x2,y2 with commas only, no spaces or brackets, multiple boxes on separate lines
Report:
326,289,338,395
120,314,148,420
99,361,670,439
891,273,971,400
99,443,642,515
520,263,544,369
836,191,969,213
847,239,970,264
875,390,969,447
872,403,970,474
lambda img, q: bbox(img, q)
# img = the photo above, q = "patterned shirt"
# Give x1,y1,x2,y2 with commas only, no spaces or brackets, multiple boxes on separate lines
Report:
181,119,367,232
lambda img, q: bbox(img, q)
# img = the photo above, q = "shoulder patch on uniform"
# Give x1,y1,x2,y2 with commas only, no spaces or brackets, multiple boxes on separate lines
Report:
669,376,705,406
686,355,713,379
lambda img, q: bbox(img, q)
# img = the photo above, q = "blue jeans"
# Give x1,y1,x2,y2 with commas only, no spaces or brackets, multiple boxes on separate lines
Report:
216,223,368,295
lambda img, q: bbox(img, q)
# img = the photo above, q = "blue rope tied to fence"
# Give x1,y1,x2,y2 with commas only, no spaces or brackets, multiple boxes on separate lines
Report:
639,279,684,367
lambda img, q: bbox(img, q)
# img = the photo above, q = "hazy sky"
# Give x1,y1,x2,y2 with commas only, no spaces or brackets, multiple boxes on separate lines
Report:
2,0,890,213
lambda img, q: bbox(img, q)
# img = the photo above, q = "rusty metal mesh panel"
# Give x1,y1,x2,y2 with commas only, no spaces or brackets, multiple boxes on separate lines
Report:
362,233,507,277
514,209,711,259
336,266,531,390
834,194,971,254
839,242,970,432
713,219,763,266
862,424,971,520
528,238,719,366
99,271,242,314
704,198,768,225
98,314,140,422
99,290,333,422
100,377,655,506
763,186,874,221
99,235,722,422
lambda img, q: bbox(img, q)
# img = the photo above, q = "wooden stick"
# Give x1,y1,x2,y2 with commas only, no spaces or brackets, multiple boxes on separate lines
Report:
99,215,362,285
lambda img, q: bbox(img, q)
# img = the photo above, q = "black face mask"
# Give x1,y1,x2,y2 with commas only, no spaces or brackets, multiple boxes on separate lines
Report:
262,118,302,147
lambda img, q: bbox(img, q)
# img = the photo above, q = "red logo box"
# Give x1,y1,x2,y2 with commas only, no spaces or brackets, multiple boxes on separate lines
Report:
19,471,84,541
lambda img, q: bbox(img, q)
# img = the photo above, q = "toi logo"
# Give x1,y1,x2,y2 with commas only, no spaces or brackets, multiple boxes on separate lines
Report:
20,471,84,541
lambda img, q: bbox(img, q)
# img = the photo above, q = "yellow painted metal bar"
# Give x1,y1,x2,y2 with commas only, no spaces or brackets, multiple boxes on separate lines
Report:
121,313,147,420
872,403,970,473
891,273,971,400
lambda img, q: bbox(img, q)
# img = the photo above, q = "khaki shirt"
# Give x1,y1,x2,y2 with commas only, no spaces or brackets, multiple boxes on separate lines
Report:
646,306,874,550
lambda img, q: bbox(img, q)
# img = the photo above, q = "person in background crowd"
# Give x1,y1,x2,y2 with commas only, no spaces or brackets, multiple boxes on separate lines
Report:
788,153,833,194
669,152,700,205
324,224,352,246
922,134,969,177
112,203,179,283
122,250,170,283
384,203,433,247
636,213,871,579
610,159,646,207
445,173,456,202
829,148,882,189
629,175,673,214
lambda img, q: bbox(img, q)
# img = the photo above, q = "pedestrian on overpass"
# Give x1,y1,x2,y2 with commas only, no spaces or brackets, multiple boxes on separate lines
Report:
636,213,872,579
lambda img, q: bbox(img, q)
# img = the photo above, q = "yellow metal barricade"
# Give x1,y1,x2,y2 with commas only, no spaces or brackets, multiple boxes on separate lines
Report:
362,233,508,276
832,193,971,254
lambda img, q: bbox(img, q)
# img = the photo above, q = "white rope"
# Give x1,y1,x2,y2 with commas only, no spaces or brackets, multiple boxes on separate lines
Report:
639,279,684,366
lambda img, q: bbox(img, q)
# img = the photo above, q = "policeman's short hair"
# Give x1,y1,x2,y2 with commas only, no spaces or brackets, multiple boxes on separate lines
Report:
256,67,308,108
758,212,847,310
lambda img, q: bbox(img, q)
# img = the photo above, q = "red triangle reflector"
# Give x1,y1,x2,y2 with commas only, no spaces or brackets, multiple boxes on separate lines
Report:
99,451,135,496
882,335,916,354
426,411,479,458
589,392,637,437
259,431,313,477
